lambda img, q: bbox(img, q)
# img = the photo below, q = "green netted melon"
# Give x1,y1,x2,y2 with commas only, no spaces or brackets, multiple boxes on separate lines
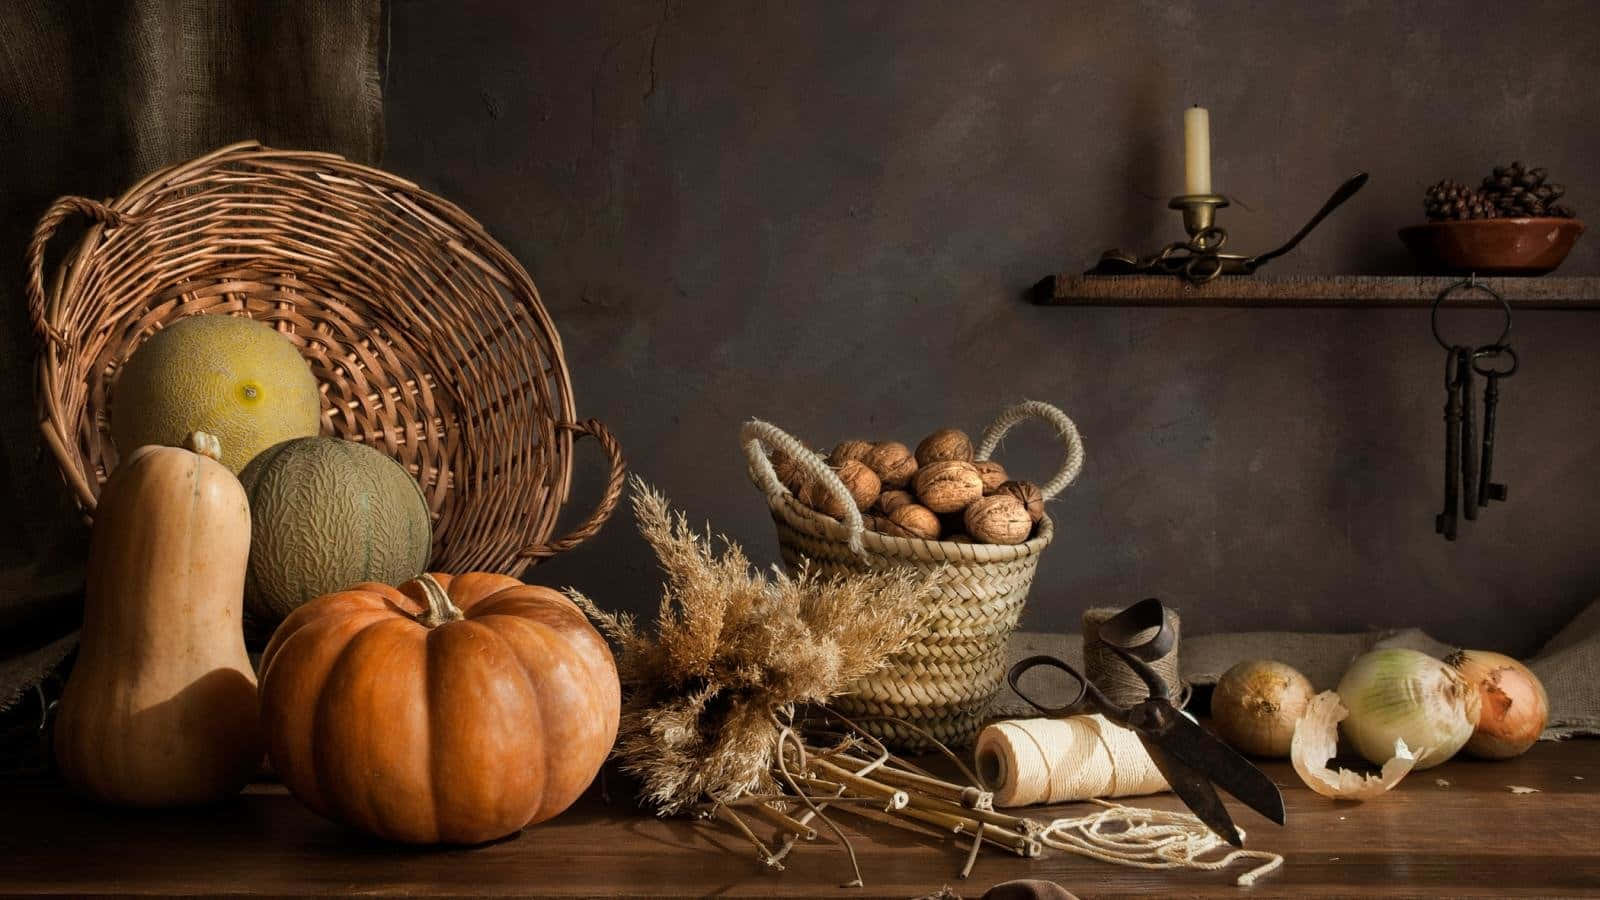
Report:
111,315,321,474
239,436,432,634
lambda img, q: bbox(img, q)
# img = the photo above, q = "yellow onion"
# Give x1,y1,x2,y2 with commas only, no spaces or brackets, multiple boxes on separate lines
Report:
1210,659,1314,758
1336,648,1480,770
1445,649,1548,759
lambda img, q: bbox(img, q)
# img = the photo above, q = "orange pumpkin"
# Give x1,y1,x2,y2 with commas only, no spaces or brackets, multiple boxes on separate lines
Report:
259,572,620,844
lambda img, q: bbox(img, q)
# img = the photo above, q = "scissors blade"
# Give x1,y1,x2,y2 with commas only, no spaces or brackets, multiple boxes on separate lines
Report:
1142,741,1244,847
1142,706,1287,827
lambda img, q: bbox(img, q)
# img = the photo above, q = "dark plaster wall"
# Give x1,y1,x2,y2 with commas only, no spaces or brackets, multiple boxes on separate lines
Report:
384,0,1600,654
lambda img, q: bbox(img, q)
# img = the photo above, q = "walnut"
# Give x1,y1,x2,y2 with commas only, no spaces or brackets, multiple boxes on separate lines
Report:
974,460,1009,494
886,503,940,540
876,518,907,537
913,460,984,513
798,478,844,519
964,494,1032,545
835,459,881,510
798,459,879,518
828,439,875,466
876,489,915,515
945,533,973,544
864,441,918,488
769,445,811,493
860,514,886,534
997,480,1045,523
915,428,975,466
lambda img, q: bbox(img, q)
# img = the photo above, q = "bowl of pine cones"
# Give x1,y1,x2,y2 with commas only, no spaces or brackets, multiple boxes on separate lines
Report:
1401,162,1583,274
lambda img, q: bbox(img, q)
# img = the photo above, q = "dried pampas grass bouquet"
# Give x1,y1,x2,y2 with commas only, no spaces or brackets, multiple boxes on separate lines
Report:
570,478,1077,885
569,477,935,815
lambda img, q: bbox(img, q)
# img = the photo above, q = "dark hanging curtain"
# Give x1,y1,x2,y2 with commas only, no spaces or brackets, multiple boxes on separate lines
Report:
0,0,386,712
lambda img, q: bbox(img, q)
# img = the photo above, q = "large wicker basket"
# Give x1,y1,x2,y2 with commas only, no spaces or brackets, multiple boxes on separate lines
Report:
27,141,624,576
743,401,1084,749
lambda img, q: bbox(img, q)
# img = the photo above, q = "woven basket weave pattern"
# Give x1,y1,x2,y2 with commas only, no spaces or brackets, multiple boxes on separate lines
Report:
743,402,1084,749
28,142,624,576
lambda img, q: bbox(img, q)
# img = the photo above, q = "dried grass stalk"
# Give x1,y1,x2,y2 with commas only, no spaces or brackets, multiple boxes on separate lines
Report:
569,477,935,815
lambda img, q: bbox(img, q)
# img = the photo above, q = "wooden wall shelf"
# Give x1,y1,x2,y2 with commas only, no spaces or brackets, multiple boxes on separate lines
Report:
1032,274,1600,309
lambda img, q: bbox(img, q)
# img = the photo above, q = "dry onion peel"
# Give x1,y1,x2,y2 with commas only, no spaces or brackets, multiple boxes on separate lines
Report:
1291,691,1420,800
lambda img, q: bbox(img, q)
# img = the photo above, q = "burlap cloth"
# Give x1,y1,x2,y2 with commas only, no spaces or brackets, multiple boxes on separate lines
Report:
0,0,384,711
1001,598,1600,741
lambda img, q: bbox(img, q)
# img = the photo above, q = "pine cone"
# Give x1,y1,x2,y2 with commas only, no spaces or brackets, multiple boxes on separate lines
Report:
1424,179,1497,221
1480,162,1574,218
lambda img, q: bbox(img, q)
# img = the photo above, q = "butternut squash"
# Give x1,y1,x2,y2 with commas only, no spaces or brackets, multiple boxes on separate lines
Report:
55,431,263,806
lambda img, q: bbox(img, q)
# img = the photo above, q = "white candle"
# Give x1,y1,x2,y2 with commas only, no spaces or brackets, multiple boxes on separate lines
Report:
1183,106,1212,195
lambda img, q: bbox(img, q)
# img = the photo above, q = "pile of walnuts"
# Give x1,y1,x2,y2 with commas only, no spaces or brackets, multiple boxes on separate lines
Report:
771,428,1045,545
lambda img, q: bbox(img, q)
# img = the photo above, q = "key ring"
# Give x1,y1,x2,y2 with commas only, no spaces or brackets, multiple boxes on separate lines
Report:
1472,344,1519,378
1432,275,1511,352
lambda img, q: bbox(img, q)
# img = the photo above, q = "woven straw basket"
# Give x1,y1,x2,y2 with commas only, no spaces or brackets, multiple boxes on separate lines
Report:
27,141,624,576
743,401,1085,749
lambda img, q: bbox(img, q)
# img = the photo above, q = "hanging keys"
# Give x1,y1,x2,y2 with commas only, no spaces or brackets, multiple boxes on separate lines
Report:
1458,349,1478,522
1435,347,1464,541
1474,344,1518,506
1429,277,1513,541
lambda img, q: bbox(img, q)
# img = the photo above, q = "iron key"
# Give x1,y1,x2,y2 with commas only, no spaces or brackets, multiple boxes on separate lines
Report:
1458,349,1478,522
1474,345,1518,505
1435,347,1464,540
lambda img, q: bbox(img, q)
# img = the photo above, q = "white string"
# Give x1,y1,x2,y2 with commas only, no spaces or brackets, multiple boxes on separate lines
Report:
978,718,1284,886
1038,800,1285,887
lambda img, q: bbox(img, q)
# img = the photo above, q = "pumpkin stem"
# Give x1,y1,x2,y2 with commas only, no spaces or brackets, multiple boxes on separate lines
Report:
183,431,223,462
414,574,464,628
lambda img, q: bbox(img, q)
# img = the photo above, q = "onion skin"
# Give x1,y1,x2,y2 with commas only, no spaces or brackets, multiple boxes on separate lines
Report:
1336,649,1481,770
1446,649,1548,759
1211,659,1314,758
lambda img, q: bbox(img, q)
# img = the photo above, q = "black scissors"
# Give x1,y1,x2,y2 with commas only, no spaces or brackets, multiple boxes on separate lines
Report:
1006,598,1286,847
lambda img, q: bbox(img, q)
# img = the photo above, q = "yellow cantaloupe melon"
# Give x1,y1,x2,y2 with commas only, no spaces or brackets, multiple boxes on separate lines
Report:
111,316,322,474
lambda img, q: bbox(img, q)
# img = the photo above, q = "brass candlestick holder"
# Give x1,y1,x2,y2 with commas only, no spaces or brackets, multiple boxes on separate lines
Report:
1172,193,1229,238
1091,173,1369,285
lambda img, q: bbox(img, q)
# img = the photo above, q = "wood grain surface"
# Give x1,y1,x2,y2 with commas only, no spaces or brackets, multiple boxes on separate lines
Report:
1034,275,1600,308
1,740,1595,897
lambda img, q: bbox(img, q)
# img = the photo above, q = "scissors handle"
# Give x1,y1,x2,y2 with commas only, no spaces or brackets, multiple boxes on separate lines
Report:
1006,599,1179,717
1006,654,1132,726
1006,655,1087,717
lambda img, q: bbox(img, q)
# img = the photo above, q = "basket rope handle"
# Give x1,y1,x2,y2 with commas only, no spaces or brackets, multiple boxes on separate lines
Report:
518,419,627,561
742,418,867,557
975,400,1085,500
27,196,133,347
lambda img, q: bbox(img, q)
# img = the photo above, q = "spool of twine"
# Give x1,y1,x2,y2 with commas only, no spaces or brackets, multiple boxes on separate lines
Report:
975,715,1170,807
1082,605,1185,709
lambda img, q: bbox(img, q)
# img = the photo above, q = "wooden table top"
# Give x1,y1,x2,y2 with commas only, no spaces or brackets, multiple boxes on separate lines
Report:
2,740,1596,898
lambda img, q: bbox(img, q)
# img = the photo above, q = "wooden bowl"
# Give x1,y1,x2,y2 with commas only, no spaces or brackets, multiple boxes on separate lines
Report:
1399,218,1584,275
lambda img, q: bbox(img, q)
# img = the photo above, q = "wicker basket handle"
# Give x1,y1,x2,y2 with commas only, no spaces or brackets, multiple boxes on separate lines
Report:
27,196,132,346
518,419,627,562
975,400,1085,500
742,418,867,557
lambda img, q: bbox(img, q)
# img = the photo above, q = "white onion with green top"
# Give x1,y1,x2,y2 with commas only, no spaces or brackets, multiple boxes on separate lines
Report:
1336,648,1481,770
